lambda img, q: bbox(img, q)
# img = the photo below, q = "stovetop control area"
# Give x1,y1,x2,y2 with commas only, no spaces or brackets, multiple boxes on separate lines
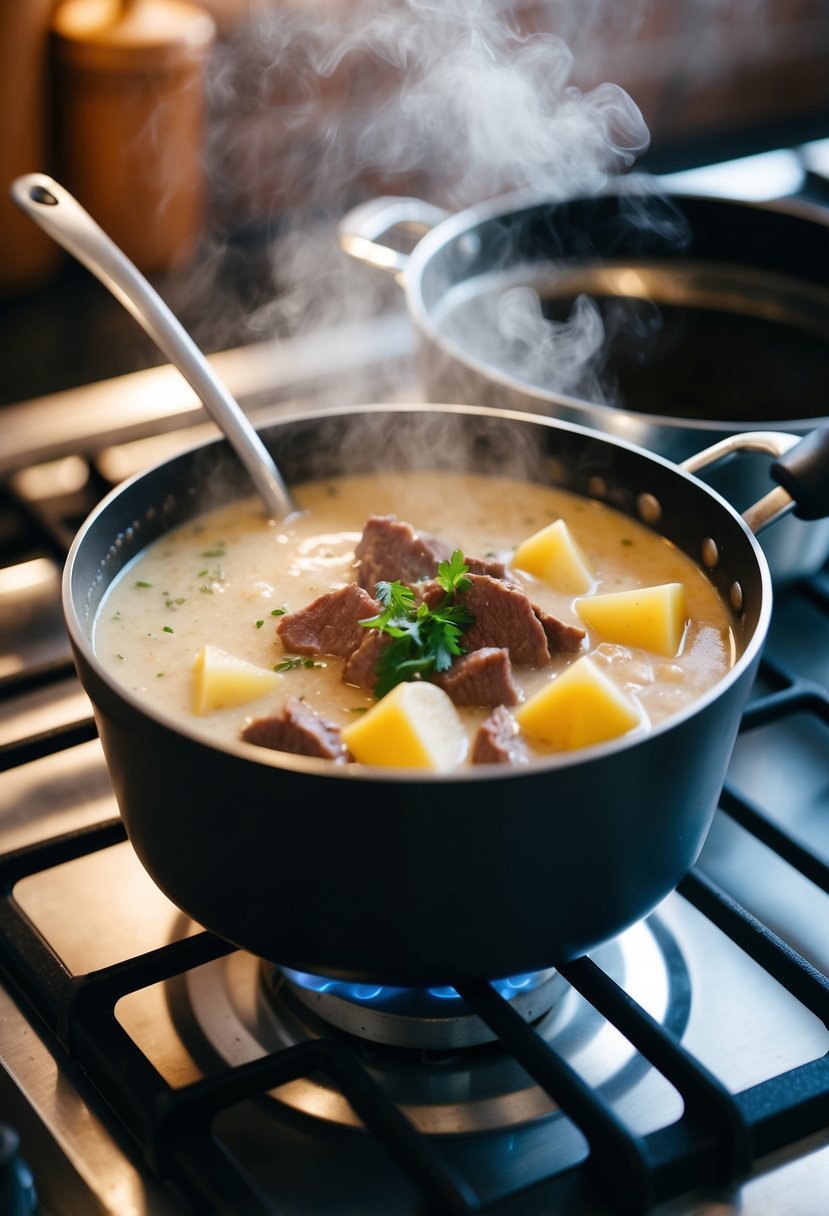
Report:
1,144,829,1216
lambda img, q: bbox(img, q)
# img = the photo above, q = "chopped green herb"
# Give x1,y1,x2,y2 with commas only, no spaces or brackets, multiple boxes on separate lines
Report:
200,547,226,558
163,625,174,634
274,656,322,672
621,537,634,547
135,580,152,588
156,672,164,678
255,619,264,629
199,585,214,595
197,568,209,578
435,550,472,597
360,549,473,698
271,606,287,616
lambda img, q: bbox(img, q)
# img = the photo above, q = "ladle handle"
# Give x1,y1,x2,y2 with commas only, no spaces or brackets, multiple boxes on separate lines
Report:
10,172,296,521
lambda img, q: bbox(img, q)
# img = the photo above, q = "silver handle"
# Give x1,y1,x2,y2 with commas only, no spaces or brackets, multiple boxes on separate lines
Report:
10,173,297,521
681,430,802,535
337,196,450,281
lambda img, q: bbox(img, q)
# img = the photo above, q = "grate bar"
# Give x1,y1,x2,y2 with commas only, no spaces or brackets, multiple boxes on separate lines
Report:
679,868,829,1027
0,818,125,891
456,978,651,1215
0,657,78,700
0,716,98,773
58,931,234,1051
0,821,128,1035
736,1056,829,1156
559,955,751,1188
0,816,479,1215
154,1038,481,1215
164,1130,279,1216
719,781,829,893
738,681,829,730
0,485,74,564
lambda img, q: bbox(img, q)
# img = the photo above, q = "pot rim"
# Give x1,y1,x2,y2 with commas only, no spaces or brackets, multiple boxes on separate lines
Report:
62,400,773,784
402,181,829,437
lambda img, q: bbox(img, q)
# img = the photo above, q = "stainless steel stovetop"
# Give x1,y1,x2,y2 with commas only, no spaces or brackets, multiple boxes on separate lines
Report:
1,150,829,1216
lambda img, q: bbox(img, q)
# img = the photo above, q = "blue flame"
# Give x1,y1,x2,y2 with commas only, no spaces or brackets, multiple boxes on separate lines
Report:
281,968,551,1011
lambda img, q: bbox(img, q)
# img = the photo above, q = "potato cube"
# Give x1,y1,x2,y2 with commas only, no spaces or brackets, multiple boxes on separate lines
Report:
515,655,641,750
193,644,282,714
512,519,593,594
341,680,468,771
575,583,687,657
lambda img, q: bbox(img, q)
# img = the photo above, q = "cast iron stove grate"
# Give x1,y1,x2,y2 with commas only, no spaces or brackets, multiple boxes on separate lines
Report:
1,596,829,1215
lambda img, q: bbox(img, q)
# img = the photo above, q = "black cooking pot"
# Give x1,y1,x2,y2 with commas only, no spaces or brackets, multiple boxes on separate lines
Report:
339,185,829,581
63,404,829,986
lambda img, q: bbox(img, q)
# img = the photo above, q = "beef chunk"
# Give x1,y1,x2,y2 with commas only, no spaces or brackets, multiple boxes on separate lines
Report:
465,554,508,580
342,630,390,693
458,574,552,666
432,647,519,707
276,583,381,658
472,706,529,765
242,698,349,762
355,515,451,590
355,516,509,590
533,604,586,655
411,578,446,610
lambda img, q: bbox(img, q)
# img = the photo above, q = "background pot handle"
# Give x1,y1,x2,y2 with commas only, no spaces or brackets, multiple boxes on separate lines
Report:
338,196,451,281
681,428,829,536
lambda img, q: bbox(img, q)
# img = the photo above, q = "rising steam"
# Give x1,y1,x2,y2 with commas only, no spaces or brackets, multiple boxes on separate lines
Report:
209,0,649,215
202,0,650,363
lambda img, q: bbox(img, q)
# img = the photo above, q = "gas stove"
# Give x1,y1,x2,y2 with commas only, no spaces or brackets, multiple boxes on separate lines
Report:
2,147,829,1216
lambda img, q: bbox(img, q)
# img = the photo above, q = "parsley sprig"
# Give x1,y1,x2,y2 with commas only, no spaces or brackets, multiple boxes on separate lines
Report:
360,550,473,698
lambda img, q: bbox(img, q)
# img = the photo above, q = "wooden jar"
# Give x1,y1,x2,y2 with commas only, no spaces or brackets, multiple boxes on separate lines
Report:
0,0,62,295
51,0,216,273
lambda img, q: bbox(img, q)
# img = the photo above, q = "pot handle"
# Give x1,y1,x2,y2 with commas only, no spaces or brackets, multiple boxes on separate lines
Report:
337,196,451,281
681,427,829,535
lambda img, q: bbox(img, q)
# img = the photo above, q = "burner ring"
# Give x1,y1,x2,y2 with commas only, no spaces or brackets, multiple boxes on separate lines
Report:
170,914,690,1136
276,967,564,1049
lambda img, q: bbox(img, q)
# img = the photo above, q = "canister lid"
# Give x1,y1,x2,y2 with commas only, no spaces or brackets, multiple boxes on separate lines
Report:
52,0,216,72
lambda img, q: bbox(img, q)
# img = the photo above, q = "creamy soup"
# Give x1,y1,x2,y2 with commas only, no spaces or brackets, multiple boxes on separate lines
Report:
94,469,737,762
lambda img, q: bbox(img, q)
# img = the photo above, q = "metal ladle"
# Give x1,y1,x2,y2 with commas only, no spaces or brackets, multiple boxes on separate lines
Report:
10,173,297,521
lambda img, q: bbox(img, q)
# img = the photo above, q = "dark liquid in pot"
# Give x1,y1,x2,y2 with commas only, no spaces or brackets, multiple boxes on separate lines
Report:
540,294,829,423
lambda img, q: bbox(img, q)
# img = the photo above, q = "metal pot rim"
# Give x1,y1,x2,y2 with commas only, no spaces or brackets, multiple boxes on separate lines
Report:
402,183,829,436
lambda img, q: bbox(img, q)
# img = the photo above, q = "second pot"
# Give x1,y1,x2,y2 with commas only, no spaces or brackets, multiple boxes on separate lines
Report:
339,184,829,582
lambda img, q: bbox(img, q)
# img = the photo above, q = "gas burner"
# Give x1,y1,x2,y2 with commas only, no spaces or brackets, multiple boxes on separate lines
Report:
277,966,562,1049
169,915,690,1136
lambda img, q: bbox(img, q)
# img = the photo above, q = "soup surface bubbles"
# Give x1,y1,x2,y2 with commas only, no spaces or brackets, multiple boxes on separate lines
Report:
94,469,738,763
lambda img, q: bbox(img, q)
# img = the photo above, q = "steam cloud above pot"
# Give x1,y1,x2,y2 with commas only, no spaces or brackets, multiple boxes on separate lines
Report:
198,0,650,345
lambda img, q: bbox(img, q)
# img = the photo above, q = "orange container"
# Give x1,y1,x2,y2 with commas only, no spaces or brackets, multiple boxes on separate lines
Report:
52,0,216,273
0,0,62,295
